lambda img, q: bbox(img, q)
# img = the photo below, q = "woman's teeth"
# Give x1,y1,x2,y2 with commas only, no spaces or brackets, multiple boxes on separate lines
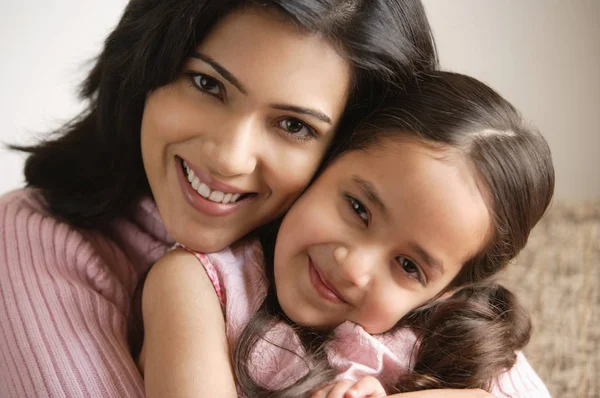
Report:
183,161,242,204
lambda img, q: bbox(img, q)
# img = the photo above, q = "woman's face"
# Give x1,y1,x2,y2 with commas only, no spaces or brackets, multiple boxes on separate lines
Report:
274,138,491,334
141,7,351,252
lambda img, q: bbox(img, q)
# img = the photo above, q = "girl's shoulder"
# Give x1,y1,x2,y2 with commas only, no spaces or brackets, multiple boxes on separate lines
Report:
176,239,267,316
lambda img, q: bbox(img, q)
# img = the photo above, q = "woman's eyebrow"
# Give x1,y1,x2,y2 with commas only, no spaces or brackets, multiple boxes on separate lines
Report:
190,52,248,95
190,52,331,125
270,104,332,125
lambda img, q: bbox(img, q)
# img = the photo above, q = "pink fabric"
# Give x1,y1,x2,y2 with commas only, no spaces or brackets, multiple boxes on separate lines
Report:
0,188,551,397
195,241,552,397
490,353,552,397
0,188,171,397
178,246,226,304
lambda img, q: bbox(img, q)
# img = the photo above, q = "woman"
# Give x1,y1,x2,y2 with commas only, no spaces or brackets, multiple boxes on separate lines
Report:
0,0,437,396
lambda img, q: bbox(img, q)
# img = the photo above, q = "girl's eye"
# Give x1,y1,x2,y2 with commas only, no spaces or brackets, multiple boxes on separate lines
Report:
397,256,424,284
190,73,224,99
276,117,317,141
346,195,369,225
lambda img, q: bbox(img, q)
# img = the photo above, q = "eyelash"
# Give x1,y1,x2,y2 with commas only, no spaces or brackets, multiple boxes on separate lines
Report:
396,256,425,285
345,194,369,226
185,72,318,142
186,72,225,100
274,117,318,141
345,193,426,285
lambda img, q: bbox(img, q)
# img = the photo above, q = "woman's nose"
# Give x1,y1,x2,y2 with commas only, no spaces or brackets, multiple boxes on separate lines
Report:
204,116,259,177
333,246,378,288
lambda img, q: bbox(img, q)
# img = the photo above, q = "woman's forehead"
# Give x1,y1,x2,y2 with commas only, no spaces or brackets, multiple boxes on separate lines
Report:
191,7,352,120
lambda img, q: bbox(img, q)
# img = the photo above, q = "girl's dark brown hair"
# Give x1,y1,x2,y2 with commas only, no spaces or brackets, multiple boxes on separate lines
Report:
10,0,437,230
395,282,532,392
234,71,555,396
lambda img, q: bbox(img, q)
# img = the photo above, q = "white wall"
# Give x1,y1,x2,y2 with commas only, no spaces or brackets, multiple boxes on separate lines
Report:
0,1,128,194
1,1,599,200
422,0,600,200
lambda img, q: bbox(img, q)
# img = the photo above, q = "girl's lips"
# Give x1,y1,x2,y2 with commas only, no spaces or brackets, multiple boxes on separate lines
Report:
308,258,348,304
176,157,255,217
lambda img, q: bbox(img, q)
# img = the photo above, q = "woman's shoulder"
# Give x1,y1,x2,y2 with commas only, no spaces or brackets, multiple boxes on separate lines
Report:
0,187,140,286
0,187,70,249
0,187,53,218
0,187,88,252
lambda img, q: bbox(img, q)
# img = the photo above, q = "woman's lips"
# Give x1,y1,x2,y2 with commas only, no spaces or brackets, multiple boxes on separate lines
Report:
180,156,249,194
176,156,255,217
308,258,348,304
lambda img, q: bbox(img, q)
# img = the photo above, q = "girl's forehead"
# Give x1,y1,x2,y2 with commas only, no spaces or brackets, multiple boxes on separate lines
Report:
334,139,484,207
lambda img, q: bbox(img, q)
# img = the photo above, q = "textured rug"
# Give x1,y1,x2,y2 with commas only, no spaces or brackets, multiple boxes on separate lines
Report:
500,200,600,397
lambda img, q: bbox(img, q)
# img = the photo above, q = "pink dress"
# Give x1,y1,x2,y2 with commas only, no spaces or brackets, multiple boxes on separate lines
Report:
184,240,551,397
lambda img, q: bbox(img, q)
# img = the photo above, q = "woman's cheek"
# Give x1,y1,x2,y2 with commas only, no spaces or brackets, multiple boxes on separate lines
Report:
270,148,325,207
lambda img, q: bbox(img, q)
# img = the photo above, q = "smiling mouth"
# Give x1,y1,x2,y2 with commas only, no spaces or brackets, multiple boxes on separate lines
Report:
309,258,348,304
180,159,255,204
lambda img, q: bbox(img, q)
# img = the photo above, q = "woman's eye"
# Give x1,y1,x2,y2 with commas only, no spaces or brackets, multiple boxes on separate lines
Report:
276,117,317,141
347,195,369,225
190,73,223,98
397,256,424,284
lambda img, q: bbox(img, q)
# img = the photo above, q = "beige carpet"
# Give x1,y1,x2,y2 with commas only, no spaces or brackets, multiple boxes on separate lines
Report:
500,200,600,397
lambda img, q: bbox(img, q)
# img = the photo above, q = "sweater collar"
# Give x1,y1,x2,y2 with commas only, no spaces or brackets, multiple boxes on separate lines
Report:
133,197,174,247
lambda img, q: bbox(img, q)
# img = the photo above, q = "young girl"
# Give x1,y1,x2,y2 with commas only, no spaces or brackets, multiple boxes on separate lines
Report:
135,71,554,397
0,1,437,396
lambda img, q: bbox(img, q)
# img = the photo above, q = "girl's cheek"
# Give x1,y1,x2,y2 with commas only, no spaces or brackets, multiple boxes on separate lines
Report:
364,283,427,333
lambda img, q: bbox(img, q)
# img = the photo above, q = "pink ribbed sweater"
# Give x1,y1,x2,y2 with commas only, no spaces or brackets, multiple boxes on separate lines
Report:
0,188,171,397
0,188,551,397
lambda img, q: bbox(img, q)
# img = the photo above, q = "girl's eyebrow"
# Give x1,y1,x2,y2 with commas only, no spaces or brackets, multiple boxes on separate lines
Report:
190,51,248,95
351,176,386,215
411,244,445,278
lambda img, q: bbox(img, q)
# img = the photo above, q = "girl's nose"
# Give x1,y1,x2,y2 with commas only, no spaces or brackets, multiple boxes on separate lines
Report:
204,116,259,177
333,245,378,288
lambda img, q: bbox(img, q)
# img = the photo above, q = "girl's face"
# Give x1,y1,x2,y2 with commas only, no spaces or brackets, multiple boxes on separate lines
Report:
141,7,351,252
274,138,491,334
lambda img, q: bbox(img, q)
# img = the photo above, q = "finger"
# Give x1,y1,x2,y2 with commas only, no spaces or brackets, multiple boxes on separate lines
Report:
325,379,356,398
343,376,386,398
310,383,335,398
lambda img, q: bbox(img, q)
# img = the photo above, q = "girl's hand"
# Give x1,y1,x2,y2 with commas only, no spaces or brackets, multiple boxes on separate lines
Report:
388,389,494,397
311,376,387,398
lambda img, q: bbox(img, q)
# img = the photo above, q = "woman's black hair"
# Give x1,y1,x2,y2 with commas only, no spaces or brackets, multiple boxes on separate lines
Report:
12,0,437,229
